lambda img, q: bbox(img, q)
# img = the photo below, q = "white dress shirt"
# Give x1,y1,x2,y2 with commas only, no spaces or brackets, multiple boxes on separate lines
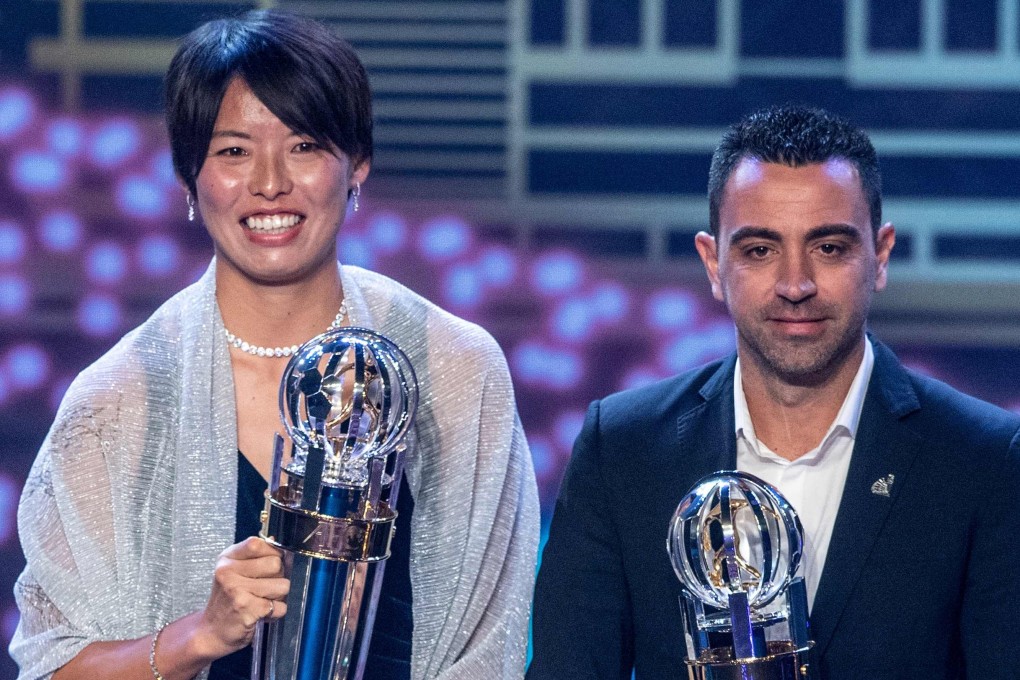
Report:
734,339,874,610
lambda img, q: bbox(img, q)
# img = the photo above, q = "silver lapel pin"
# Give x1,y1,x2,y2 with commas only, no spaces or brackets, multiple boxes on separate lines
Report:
870,473,895,497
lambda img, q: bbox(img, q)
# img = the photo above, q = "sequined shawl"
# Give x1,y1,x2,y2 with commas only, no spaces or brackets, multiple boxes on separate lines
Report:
11,262,539,679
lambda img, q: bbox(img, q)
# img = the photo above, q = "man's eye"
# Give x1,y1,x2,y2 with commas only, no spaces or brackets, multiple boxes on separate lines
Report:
747,245,771,258
818,243,843,256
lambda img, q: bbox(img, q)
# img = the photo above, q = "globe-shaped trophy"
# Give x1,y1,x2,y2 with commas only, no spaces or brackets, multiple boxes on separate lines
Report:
667,472,812,679
252,327,418,680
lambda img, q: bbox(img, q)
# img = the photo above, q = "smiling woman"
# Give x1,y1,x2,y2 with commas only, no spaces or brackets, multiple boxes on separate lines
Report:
10,10,539,680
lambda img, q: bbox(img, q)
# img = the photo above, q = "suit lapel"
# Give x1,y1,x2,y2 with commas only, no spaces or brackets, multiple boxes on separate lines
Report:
676,355,739,474
807,340,923,659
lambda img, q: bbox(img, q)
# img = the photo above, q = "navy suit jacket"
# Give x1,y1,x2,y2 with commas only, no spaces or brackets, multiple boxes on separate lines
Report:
529,341,1020,680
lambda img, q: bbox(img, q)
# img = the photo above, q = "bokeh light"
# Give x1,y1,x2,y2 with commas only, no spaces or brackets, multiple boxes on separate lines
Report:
47,118,84,157
647,289,699,331
0,87,35,141
445,263,483,308
419,216,471,260
86,241,128,284
38,211,84,253
11,151,68,192
550,298,594,342
0,473,17,546
151,148,177,186
88,119,141,167
117,175,168,219
137,235,180,277
0,220,27,264
478,247,516,287
77,293,123,336
512,342,583,389
367,213,407,253
531,251,584,296
5,344,50,391
0,274,30,316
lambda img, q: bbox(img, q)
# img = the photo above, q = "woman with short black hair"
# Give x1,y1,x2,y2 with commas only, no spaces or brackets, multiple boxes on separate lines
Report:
11,10,539,680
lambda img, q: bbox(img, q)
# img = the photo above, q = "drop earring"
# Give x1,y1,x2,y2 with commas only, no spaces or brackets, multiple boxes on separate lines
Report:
351,183,361,213
186,194,196,222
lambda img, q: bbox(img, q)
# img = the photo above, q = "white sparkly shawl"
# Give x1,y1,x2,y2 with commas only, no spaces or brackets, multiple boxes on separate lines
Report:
11,261,539,680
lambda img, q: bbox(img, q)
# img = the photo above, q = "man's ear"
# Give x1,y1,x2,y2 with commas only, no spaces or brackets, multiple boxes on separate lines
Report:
695,231,724,302
874,223,895,292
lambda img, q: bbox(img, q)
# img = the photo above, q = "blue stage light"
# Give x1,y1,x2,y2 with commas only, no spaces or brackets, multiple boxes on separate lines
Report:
0,88,35,141
47,118,83,156
7,344,49,390
38,211,84,253
2,605,18,647
478,247,516,287
511,342,582,389
86,242,128,284
550,298,594,342
151,148,177,186
339,234,375,270
660,322,735,374
590,282,629,322
49,374,73,413
0,474,15,546
368,213,407,253
77,294,122,336
419,217,470,260
619,366,664,391
445,264,482,308
531,251,584,296
11,151,68,192
553,410,585,452
647,289,698,331
89,119,140,167
0,275,29,316
138,235,180,276
0,221,27,264
0,369,8,406
528,436,555,478
118,175,167,219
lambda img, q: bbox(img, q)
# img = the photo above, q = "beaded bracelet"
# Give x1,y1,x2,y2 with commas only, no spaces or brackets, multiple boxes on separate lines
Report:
149,623,168,680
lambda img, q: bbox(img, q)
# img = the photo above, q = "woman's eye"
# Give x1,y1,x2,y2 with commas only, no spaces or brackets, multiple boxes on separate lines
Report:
295,142,320,153
216,147,246,157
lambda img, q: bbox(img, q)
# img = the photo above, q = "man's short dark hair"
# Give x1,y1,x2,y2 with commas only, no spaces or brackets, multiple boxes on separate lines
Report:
164,9,373,197
707,105,882,237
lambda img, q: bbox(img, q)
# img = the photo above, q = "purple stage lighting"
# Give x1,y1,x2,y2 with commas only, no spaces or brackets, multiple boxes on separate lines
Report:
0,473,16,546
2,606,18,647
590,282,629,322
0,220,27,264
531,251,584,296
619,367,665,391
478,247,516,287
88,119,141,167
0,274,29,316
419,216,471,261
47,118,84,157
137,235,180,276
0,88,35,141
367,213,407,253
660,321,735,374
550,297,594,342
49,374,74,413
151,148,177,186
117,175,167,219
445,264,483,308
339,233,375,270
553,410,585,453
11,151,68,193
511,342,582,390
6,344,50,391
528,436,555,479
38,211,84,253
77,293,123,336
647,289,699,331
86,241,128,284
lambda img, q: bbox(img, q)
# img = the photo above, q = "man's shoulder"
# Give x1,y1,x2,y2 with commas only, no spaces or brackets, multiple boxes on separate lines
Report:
596,356,734,429
901,367,1020,443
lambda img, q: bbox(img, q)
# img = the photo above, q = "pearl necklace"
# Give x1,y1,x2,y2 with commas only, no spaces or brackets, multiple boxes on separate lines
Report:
224,301,347,358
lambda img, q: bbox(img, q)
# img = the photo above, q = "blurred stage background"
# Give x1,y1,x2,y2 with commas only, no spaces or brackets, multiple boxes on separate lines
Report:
4,0,1020,676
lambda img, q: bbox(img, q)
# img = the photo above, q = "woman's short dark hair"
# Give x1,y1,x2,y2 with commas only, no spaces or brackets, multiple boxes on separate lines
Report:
707,105,882,237
165,9,372,196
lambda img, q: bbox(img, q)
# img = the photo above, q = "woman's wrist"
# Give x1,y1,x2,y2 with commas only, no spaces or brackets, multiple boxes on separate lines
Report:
155,611,223,678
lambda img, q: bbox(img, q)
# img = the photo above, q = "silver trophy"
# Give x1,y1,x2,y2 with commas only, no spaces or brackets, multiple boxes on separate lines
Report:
667,471,812,680
252,327,418,680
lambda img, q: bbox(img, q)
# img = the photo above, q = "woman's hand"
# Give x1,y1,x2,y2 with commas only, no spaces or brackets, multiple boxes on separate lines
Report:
193,536,291,659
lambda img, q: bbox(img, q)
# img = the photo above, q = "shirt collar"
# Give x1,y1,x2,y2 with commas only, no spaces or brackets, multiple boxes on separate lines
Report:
734,338,875,461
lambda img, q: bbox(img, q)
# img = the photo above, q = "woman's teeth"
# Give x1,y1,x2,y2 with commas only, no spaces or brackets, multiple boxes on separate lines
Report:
245,214,301,232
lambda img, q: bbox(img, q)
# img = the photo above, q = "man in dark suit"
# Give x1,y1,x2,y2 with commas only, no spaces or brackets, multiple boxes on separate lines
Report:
528,105,1020,679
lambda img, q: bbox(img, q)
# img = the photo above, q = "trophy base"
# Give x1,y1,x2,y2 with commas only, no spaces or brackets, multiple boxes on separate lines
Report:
686,641,810,680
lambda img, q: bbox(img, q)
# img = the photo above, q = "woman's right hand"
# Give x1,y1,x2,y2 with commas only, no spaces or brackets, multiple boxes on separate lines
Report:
193,536,291,659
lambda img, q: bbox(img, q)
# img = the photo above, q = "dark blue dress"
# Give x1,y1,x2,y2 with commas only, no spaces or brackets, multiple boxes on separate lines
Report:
208,452,414,680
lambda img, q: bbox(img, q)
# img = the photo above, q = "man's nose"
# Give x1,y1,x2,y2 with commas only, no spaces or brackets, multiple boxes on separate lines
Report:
774,252,817,303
